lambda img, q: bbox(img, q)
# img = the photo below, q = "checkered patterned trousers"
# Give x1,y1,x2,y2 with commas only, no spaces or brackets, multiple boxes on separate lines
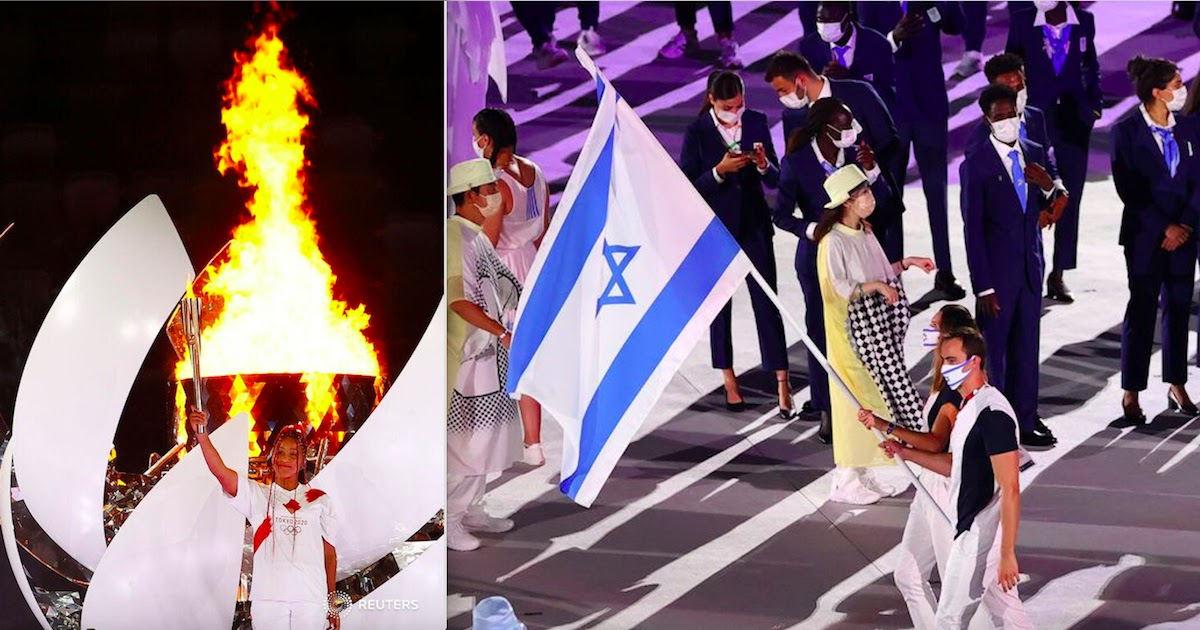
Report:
847,277,924,431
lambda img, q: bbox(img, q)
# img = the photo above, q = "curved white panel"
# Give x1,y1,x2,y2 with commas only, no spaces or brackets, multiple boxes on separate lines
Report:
11,195,193,571
1,449,53,630
339,539,446,629
313,300,446,578
81,414,250,630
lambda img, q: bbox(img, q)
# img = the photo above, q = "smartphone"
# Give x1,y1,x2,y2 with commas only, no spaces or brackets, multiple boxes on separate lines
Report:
926,6,941,23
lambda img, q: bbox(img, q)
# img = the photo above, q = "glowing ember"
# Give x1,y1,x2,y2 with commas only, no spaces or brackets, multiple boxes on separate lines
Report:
174,15,381,446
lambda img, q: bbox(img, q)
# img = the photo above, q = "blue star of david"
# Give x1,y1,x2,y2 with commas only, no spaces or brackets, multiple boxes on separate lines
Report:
596,240,640,315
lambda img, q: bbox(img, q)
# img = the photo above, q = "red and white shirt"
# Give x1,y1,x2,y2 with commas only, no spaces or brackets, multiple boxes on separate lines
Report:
226,476,336,604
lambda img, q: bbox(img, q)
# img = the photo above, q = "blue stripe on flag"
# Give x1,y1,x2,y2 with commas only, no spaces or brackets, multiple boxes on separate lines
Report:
506,129,616,392
561,217,741,498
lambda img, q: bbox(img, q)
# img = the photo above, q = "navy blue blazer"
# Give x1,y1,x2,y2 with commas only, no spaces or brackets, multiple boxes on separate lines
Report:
967,105,1059,181
857,1,963,122
799,23,897,109
680,108,781,239
781,78,899,161
774,143,897,270
960,137,1049,296
1111,112,1200,273
1005,6,1102,128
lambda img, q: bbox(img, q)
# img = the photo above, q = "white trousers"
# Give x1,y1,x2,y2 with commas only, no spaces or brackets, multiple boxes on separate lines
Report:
252,601,328,630
448,474,488,522
896,475,1031,630
933,502,1031,629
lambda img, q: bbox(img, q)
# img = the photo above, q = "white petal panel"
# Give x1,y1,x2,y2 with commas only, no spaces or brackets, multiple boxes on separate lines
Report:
1,449,53,630
11,195,193,571
339,539,447,629
313,300,446,578
81,414,250,630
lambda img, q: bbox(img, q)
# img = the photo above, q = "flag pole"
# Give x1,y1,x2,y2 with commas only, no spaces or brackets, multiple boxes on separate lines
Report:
745,265,953,527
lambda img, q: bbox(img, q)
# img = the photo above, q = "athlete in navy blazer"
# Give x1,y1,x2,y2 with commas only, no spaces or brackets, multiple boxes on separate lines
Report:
773,97,897,432
799,2,896,110
858,0,967,300
967,54,1063,190
960,85,1058,448
1006,1,1102,302
679,74,792,417
1111,56,1200,424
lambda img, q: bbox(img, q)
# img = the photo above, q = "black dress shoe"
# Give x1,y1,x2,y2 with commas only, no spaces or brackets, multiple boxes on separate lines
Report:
1033,418,1057,442
725,399,747,412
800,400,816,414
1046,270,1074,303
934,271,967,301
817,412,833,444
1020,431,1055,447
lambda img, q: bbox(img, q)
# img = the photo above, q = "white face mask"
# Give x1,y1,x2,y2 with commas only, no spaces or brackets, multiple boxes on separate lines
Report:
472,136,488,160
941,357,974,390
817,20,845,43
1016,88,1028,114
477,191,502,217
921,327,940,348
827,119,863,148
848,188,876,219
1167,86,1188,112
780,81,809,109
990,116,1021,144
715,105,744,125
1033,0,1059,12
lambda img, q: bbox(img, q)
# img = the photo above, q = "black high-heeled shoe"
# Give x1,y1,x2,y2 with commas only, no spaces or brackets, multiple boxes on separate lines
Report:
1122,397,1147,425
1167,388,1199,416
778,378,796,420
817,412,833,444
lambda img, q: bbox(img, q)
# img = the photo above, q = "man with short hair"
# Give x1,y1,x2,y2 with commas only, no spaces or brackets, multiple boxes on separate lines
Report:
799,1,896,109
446,159,524,552
880,329,1027,629
960,84,1057,448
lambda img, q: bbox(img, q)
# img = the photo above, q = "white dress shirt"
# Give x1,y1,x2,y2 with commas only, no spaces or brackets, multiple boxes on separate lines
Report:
828,24,858,69
709,109,770,183
975,132,1052,297
1138,103,1176,154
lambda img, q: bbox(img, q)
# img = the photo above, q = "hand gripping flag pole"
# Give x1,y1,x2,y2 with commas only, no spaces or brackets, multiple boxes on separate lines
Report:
745,266,953,527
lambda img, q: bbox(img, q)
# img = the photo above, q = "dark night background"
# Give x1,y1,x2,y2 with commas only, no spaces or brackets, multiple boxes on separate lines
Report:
0,4,443,627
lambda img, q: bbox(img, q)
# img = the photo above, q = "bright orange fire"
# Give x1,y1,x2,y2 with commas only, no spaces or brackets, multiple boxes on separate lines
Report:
174,16,381,448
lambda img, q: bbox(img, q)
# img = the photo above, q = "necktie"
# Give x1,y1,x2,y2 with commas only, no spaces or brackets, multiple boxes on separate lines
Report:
901,1,908,14
1019,119,1028,143
1153,127,1180,177
833,45,850,67
1009,149,1027,212
1041,24,1072,76
821,160,836,176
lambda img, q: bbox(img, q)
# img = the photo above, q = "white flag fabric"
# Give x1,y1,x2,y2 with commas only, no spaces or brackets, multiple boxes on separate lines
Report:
506,49,752,507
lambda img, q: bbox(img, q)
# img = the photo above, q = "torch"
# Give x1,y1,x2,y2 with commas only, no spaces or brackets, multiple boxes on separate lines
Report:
181,289,206,435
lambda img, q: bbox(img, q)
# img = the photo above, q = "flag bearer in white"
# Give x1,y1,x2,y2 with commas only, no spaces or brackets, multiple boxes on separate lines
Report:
190,412,340,630
878,328,1027,629
446,158,524,552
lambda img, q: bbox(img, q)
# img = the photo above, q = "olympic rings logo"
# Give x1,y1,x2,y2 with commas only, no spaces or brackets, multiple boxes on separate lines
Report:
278,523,303,535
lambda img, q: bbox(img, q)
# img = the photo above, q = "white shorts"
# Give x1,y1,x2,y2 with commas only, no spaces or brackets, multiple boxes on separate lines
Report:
252,601,328,630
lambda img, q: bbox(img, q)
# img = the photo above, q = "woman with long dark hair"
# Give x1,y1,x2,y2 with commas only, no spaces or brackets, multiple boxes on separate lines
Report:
1112,55,1200,423
472,108,551,467
773,96,895,440
679,70,793,417
191,411,340,630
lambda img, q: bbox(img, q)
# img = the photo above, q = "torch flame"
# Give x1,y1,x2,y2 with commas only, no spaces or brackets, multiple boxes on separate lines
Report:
174,16,380,447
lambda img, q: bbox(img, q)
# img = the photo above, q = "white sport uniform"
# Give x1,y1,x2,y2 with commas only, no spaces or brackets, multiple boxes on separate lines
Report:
935,385,1027,629
226,476,336,630
895,388,1031,629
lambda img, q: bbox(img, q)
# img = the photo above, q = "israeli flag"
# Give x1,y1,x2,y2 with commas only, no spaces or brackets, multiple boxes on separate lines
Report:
507,49,752,507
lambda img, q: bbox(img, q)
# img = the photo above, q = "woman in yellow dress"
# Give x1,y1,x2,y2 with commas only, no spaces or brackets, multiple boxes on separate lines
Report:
815,165,936,504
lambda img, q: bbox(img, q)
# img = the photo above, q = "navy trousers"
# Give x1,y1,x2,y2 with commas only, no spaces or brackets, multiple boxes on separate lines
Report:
961,1,987,52
675,2,735,33
889,116,952,274
710,226,790,372
794,240,831,412
1122,246,1195,390
978,283,1041,432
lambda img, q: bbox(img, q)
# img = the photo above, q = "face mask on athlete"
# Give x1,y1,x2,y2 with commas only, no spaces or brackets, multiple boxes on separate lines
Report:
827,119,863,148
941,357,975,390
1167,85,1189,112
816,20,845,43
478,191,502,218
715,105,745,125
1016,87,1028,114
922,327,940,348
1033,0,1060,12
990,116,1021,144
780,80,810,109
472,136,488,159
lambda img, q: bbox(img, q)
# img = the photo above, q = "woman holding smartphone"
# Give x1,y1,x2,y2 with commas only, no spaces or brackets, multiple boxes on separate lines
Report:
679,70,794,418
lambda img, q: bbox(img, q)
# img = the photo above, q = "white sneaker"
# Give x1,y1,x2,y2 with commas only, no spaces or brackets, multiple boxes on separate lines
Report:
659,29,699,59
523,442,546,467
577,28,607,57
446,519,481,552
463,512,515,533
953,50,982,78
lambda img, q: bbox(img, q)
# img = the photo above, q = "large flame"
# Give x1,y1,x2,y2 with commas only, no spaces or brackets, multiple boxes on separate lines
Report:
174,17,381,447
